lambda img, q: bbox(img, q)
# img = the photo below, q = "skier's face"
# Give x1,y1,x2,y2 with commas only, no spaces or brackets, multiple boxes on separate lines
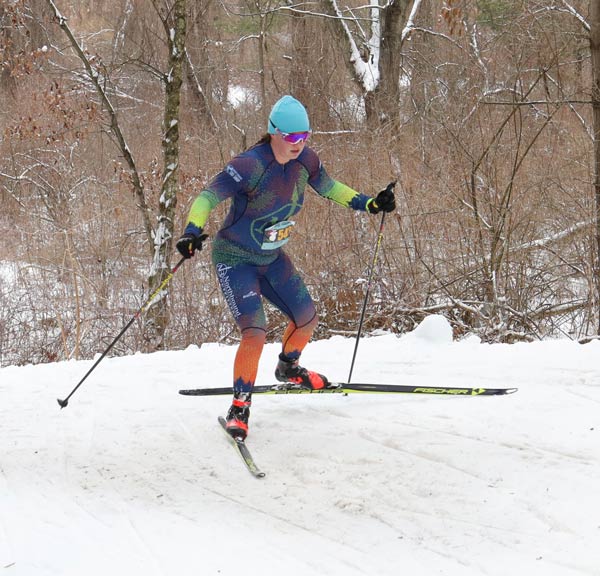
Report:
271,132,308,164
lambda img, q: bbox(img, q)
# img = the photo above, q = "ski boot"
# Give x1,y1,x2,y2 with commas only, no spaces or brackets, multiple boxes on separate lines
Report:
225,396,251,440
274,353,330,390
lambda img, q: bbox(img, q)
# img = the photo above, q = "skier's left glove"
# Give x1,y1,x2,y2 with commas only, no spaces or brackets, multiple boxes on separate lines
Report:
367,181,396,214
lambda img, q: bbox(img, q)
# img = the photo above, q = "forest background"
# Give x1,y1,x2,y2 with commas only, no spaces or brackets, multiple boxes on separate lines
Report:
1,0,599,367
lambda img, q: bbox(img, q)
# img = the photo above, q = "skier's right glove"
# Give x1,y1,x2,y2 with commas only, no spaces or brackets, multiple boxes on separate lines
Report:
176,228,208,259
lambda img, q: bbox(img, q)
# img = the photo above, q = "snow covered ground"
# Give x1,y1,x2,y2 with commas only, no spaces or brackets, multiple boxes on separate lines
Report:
1,316,599,576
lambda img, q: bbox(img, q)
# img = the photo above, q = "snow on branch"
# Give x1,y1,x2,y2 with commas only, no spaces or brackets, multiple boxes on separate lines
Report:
401,0,421,41
559,0,590,31
329,0,380,93
511,221,591,254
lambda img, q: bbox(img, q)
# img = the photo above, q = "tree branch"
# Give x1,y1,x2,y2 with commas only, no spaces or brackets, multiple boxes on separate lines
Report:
44,0,155,255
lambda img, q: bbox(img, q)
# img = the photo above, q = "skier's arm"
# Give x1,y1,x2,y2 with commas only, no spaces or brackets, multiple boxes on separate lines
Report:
183,190,220,235
177,157,249,258
304,148,383,212
176,191,215,258
321,180,373,211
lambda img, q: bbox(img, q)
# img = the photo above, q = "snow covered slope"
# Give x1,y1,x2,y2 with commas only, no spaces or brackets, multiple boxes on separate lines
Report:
1,317,599,575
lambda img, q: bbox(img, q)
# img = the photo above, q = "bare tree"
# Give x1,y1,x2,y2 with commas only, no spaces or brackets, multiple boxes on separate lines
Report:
41,0,192,348
185,0,220,133
6,0,600,368
591,0,600,332
44,0,154,250
326,0,422,128
145,0,187,347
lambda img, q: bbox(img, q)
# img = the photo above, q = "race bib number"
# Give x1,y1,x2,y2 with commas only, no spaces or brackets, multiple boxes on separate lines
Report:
261,220,295,250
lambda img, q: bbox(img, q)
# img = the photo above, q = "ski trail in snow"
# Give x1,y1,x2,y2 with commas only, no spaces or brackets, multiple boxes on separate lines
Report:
92,467,173,576
105,403,392,576
564,387,600,405
173,407,369,544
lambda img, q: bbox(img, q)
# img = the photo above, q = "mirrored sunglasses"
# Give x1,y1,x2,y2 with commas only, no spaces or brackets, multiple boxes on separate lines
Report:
270,120,311,144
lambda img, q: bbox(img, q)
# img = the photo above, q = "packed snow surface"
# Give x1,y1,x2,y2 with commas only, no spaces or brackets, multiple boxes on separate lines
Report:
1,316,599,575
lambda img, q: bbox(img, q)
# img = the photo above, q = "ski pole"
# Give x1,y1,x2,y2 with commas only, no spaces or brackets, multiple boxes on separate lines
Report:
57,256,186,409
347,211,387,384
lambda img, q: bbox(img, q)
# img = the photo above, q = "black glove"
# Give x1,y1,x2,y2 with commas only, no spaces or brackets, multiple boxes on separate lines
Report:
368,181,396,214
176,230,208,259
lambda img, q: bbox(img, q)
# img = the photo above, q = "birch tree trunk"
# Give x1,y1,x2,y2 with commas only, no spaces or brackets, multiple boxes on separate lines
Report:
145,0,187,349
591,0,600,333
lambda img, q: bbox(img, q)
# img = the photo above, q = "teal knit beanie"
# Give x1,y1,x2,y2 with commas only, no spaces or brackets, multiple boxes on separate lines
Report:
268,95,310,134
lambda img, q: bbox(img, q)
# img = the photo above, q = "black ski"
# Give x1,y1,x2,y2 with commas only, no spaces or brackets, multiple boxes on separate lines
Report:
181,382,517,397
217,416,265,478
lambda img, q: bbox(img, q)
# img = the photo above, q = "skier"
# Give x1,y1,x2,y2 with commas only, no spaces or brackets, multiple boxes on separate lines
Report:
176,95,396,439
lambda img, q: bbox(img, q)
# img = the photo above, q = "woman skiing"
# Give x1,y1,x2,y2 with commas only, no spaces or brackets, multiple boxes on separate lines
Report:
176,95,395,439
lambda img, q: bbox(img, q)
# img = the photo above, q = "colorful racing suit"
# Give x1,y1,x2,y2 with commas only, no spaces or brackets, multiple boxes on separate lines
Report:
183,140,373,394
